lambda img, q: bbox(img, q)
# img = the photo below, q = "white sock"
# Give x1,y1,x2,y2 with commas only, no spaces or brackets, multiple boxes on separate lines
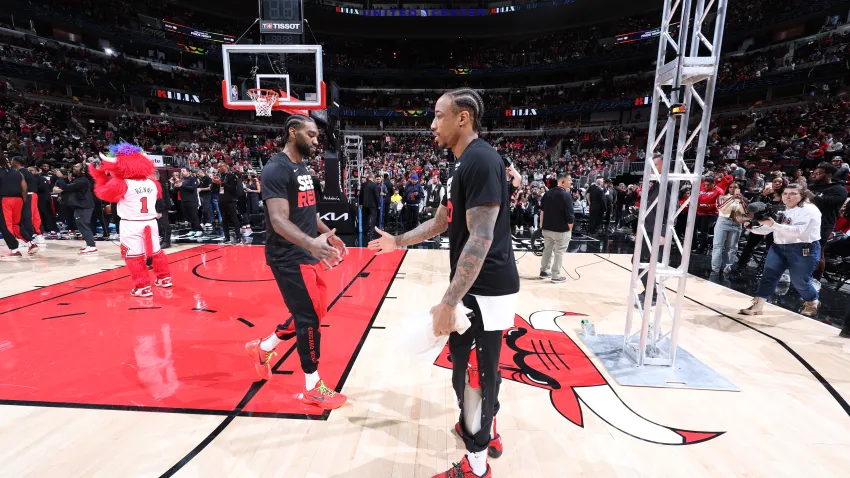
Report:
305,371,320,390
490,418,495,439
466,450,488,476
260,334,282,352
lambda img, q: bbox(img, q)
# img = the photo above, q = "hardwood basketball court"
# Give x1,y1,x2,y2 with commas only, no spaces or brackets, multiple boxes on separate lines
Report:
1,242,848,477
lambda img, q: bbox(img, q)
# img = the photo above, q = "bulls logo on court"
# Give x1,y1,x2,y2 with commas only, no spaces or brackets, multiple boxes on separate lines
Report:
435,310,723,445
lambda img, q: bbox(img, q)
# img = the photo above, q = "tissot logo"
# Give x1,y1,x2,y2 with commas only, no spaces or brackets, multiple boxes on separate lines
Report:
260,22,303,34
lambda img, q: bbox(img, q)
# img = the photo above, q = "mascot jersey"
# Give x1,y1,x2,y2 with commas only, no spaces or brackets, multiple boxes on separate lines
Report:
119,179,158,221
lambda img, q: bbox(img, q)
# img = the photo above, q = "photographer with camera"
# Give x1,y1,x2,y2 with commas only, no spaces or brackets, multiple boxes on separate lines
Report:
739,184,823,317
808,162,848,291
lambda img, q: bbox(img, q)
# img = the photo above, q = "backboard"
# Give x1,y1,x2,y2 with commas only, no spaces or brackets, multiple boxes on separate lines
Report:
221,44,325,113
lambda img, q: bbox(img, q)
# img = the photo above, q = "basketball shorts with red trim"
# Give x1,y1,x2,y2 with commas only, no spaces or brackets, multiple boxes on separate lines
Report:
120,219,160,258
270,262,328,375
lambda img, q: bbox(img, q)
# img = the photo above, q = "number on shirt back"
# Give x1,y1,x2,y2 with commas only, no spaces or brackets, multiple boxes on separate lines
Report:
140,196,149,214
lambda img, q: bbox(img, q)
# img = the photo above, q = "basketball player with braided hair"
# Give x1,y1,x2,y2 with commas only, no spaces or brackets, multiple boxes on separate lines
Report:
245,114,350,409
370,88,519,478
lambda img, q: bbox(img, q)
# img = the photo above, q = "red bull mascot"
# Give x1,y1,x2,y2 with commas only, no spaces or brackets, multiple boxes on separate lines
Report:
89,142,172,297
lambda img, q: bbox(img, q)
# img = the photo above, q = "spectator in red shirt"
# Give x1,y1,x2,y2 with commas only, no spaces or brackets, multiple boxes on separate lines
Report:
696,176,723,253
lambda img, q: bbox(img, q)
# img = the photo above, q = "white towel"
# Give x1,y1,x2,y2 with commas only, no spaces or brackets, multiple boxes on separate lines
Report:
401,304,472,364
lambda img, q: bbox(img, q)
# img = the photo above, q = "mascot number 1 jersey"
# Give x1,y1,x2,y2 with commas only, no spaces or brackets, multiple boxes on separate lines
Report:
119,179,158,220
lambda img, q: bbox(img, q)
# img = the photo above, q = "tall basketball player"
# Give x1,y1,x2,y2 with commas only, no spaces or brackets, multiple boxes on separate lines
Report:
246,114,349,410
369,89,519,478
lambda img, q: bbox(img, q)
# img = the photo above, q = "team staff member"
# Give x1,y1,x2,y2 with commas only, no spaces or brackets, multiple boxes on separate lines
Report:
10,156,42,244
245,114,349,410
54,162,98,254
539,172,574,283
176,167,202,238
0,159,22,255
1,156,36,255
370,88,519,478
216,162,241,244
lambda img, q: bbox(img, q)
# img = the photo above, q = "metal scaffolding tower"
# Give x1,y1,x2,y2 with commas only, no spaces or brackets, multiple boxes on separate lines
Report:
343,135,364,203
623,0,728,366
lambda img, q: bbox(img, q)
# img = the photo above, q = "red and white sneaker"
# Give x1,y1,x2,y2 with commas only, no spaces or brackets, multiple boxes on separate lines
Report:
131,286,153,297
79,246,98,255
454,416,503,458
2,249,23,257
245,339,277,381
154,277,173,288
301,380,347,410
432,456,491,478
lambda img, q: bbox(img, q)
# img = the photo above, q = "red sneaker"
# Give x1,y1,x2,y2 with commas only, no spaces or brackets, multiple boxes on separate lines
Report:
245,339,277,381
27,243,38,255
454,416,503,458
432,456,491,478
301,380,347,410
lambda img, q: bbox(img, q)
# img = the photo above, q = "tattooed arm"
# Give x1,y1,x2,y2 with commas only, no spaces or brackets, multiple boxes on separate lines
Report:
441,203,499,307
393,204,449,247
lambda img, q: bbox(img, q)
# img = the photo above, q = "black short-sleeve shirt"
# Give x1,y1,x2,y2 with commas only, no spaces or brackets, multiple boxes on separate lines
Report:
261,152,318,266
541,187,574,233
441,139,519,296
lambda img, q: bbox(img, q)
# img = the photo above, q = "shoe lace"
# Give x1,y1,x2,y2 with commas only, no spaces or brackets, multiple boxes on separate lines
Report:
316,381,336,397
262,350,277,367
445,462,464,478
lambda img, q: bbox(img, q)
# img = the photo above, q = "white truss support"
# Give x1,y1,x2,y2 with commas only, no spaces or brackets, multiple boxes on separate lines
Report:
343,135,364,203
623,0,728,367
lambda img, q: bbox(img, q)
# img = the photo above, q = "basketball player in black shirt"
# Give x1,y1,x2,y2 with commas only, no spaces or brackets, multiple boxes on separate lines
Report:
369,89,518,478
245,114,349,410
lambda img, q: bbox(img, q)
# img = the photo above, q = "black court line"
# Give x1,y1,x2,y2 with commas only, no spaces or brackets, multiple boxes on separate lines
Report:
236,318,254,327
0,245,229,316
359,272,371,278
128,307,162,311
342,295,353,297
191,256,277,283
192,308,217,313
333,250,407,394
595,253,850,418
371,326,386,330
159,382,265,478
162,252,401,475
41,312,86,321
272,370,294,375
57,303,70,306
320,324,330,328
386,296,397,299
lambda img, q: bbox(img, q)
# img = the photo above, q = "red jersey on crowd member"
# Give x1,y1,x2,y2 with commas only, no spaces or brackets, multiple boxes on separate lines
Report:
697,178,723,216
835,216,850,234
715,172,734,193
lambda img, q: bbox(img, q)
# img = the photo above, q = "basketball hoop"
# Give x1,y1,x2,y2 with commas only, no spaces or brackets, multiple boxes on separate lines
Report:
247,88,278,116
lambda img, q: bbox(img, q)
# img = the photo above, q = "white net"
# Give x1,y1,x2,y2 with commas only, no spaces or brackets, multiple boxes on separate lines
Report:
247,89,278,117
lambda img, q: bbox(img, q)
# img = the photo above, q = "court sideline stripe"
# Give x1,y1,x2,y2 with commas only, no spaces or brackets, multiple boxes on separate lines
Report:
0,245,230,315
160,251,405,477
594,253,850,418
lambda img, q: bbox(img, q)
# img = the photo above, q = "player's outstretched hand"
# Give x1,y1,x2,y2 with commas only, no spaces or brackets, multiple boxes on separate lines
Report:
327,231,349,259
368,227,397,255
310,230,343,269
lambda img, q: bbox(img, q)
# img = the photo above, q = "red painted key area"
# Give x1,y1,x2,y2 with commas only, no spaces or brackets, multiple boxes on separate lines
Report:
0,245,405,419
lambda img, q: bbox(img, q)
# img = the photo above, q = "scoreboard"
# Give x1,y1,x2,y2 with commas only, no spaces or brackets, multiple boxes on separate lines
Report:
261,0,304,44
